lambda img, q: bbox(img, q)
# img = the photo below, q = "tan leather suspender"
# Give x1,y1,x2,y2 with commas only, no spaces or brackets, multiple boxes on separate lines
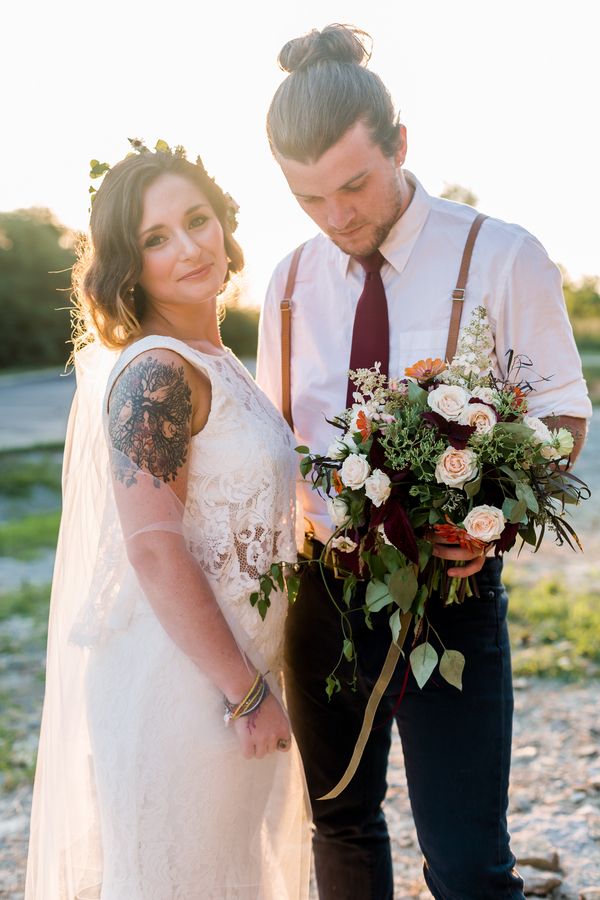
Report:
444,213,488,362
280,243,305,429
280,214,488,430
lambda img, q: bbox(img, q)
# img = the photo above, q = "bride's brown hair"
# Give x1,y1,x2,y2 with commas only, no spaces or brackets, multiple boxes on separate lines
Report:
72,149,244,351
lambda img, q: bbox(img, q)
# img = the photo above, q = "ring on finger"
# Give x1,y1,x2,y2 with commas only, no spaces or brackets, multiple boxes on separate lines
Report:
277,738,291,751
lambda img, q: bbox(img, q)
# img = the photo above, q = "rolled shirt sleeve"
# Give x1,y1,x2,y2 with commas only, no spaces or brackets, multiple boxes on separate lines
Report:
490,232,592,420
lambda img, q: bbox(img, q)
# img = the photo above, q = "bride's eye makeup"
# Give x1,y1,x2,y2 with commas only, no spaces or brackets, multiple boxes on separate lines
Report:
143,232,166,249
189,214,208,229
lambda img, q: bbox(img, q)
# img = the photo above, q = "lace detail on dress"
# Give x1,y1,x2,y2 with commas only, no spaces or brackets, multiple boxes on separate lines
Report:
181,352,297,670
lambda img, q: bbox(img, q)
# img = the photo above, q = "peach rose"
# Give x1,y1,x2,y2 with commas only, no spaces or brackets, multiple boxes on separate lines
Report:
458,402,497,434
463,505,505,543
435,447,479,489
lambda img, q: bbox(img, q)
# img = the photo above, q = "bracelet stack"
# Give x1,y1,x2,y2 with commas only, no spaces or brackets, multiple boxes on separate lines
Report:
223,672,270,725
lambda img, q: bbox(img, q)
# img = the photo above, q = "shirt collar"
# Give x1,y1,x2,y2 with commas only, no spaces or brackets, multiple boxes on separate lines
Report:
330,171,432,278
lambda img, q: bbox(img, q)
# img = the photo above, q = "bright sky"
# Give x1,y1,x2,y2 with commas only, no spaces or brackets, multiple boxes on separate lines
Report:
2,0,598,307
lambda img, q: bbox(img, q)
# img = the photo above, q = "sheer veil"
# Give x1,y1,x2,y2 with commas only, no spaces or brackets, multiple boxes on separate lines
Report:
25,338,311,900
25,340,119,898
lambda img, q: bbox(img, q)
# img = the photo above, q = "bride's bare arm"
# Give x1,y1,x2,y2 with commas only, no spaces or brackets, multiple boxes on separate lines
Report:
108,348,290,757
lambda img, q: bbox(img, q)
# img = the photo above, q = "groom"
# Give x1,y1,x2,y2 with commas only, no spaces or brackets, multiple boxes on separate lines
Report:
256,24,591,899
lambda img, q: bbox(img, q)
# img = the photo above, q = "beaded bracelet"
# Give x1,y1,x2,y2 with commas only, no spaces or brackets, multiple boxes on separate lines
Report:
223,673,270,725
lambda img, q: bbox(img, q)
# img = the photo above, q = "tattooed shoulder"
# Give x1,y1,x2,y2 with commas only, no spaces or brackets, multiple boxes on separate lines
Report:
108,352,193,485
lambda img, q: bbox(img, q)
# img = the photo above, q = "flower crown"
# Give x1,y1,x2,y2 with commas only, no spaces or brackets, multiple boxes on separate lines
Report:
88,138,240,232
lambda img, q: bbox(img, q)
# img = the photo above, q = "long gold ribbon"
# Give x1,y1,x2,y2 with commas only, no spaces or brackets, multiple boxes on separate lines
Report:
317,611,413,801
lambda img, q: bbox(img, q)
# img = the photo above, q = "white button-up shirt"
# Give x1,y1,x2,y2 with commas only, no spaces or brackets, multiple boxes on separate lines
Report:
256,174,592,544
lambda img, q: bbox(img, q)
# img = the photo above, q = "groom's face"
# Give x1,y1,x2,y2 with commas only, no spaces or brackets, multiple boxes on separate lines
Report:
276,120,407,257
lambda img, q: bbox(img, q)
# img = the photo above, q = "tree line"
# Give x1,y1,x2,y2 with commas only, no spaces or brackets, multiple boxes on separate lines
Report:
0,206,598,370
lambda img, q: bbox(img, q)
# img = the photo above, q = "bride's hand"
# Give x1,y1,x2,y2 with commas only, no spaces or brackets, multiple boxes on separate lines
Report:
232,693,292,759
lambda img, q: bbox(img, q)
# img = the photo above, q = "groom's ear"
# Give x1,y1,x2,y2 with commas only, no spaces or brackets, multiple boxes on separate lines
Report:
394,125,408,169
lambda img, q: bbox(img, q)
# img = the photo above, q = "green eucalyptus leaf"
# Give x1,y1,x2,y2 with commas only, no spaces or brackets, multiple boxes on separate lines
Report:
415,584,429,617
417,539,433,571
343,574,357,607
515,482,539,513
325,675,341,699
379,544,404,572
249,591,259,607
285,575,300,604
295,445,310,454
389,608,401,644
407,380,429,406
365,579,391,612
464,475,482,498
503,497,528,524
439,649,465,691
343,638,354,662
409,641,438,689
299,457,313,478
388,566,418,612
257,597,270,620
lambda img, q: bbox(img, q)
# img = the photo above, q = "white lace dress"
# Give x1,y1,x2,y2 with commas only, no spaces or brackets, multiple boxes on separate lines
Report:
25,337,311,900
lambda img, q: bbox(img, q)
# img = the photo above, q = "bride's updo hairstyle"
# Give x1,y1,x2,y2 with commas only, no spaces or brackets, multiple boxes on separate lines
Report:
72,147,244,351
267,23,401,163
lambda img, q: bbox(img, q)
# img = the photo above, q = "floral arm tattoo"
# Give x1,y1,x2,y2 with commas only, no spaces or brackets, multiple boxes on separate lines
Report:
108,356,193,486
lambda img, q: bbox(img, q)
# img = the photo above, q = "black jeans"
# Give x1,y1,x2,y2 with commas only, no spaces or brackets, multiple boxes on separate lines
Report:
284,556,525,899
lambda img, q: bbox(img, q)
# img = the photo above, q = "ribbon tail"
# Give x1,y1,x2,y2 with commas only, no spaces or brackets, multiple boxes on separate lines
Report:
317,611,412,801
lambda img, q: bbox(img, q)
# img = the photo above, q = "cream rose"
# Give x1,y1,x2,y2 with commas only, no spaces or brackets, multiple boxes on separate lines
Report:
327,496,350,528
327,433,357,459
459,402,498,434
427,384,471,421
331,535,358,553
340,453,371,489
463,505,505,542
523,415,553,445
364,469,391,507
435,447,479,489
471,386,497,406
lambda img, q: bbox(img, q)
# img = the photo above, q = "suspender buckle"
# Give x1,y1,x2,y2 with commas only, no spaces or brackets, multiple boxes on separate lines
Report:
451,288,465,300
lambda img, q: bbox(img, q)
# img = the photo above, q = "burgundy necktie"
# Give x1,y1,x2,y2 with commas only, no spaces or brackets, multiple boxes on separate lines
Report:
346,250,390,408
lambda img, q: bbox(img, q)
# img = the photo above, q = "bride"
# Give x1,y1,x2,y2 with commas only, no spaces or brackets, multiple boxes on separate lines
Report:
25,140,311,899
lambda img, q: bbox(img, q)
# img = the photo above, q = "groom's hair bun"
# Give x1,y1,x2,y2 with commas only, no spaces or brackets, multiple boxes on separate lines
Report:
278,24,371,73
268,23,400,164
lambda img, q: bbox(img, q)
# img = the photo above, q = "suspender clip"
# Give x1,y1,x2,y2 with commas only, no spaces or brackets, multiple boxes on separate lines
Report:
451,288,465,300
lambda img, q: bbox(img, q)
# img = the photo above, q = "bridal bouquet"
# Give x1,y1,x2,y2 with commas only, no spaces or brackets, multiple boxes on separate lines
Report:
251,306,589,696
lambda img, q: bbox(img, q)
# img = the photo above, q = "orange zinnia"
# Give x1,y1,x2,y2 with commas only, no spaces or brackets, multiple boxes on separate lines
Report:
405,358,446,381
432,523,487,556
356,410,371,440
509,385,528,412
332,469,344,495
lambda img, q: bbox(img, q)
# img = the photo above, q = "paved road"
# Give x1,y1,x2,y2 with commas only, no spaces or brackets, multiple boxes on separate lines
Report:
0,368,76,451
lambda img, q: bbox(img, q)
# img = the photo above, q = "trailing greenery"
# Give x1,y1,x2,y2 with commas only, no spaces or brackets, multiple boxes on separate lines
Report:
0,511,61,559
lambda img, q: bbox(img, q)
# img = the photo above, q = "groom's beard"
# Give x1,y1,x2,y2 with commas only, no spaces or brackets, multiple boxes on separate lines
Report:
327,177,405,258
